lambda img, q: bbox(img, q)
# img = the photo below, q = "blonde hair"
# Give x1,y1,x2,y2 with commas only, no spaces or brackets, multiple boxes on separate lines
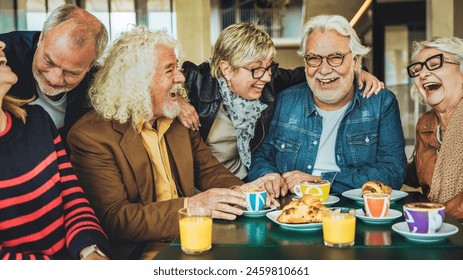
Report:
2,95,34,123
298,15,370,75
89,25,180,125
210,22,276,78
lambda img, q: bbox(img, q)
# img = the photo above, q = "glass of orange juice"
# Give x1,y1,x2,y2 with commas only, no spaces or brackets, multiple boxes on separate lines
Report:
322,207,356,248
178,207,212,254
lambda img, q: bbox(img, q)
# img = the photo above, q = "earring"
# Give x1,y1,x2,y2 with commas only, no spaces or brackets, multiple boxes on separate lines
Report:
226,79,231,88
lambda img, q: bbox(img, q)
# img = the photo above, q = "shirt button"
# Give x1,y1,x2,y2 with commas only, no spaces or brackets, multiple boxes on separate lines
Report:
313,141,318,145
281,144,286,149
307,165,312,169
365,136,370,143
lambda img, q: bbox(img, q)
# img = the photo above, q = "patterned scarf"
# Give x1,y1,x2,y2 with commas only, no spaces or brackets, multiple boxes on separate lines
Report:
430,98,463,203
218,77,268,168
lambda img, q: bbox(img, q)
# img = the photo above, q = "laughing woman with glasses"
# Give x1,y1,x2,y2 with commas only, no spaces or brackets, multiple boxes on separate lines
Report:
178,22,383,197
404,37,463,221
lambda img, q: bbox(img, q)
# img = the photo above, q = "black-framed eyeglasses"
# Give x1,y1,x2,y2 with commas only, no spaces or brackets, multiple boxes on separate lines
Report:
241,63,279,79
303,51,352,68
407,53,460,78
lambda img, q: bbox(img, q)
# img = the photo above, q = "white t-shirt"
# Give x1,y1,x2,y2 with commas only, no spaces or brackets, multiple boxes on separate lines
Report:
312,102,350,176
31,86,67,129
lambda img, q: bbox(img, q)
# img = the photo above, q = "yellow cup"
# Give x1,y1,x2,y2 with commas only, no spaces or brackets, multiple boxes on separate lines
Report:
322,207,356,248
178,207,212,254
294,180,331,202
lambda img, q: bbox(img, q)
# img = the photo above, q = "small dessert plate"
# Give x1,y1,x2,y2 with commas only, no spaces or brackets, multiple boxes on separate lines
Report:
342,189,408,204
355,208,402,224
392,222,459,243
242,205,277,218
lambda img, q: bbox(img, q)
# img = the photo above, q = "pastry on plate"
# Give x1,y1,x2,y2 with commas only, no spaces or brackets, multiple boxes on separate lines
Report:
361,180,392,196
277,194,325,224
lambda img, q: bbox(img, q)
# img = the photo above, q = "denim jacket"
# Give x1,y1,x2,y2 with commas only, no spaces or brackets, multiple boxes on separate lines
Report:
248,80,406,194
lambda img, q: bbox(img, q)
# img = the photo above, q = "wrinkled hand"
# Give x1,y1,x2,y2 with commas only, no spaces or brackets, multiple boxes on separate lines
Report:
254,173,288,199
282,170,322,193
233,175,281,208
188,188,247,220
177,97,200,131
358,69,385,98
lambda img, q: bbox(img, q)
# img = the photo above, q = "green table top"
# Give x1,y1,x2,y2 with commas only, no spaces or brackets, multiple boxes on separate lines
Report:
155,192,463,260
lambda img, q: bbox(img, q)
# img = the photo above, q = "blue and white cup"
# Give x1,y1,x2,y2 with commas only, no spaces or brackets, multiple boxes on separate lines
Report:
243,189,267,212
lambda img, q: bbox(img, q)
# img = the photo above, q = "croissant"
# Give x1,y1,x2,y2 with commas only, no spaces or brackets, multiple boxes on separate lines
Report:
282,194,322,211
277,194,325,224
361,180,392,196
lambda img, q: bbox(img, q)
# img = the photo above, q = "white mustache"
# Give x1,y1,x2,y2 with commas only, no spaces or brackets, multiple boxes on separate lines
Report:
167,84,184,98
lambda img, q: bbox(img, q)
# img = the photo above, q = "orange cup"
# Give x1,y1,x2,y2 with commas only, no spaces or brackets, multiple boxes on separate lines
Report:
363,193,390,218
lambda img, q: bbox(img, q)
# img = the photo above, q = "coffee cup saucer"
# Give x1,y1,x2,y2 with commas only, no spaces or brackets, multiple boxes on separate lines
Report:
291,195,340,206
241,205,277,218
392,221,459,243
355,209,402,224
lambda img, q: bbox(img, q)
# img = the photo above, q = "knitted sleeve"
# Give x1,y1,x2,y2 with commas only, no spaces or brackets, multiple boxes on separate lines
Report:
0,246,50,260
48,117,111,259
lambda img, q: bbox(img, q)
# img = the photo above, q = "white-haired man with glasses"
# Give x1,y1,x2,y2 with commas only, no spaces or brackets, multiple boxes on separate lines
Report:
248,15,407,195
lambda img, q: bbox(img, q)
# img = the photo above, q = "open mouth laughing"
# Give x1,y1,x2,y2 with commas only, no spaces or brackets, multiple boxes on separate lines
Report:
423,82,442,92
317,77,339,86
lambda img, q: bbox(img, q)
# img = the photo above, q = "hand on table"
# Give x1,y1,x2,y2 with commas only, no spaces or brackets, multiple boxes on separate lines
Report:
282,170,322,194
253,173,288,200
234,175,281,208
188,188,247,220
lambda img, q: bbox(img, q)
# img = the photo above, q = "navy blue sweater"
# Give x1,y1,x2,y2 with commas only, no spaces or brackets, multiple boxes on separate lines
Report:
0,105,110,259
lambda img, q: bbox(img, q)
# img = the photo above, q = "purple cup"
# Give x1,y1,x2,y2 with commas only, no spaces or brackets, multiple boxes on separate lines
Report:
403,203,445,234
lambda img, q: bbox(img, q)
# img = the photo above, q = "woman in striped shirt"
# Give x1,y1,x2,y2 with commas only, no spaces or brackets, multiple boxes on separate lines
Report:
0,40,110,260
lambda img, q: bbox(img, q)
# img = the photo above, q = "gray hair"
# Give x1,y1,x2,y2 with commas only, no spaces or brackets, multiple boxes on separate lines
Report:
89,25,180,125
42,4,108,63
410,37,463,103
210,22,276,78
298,14,370,74
411,37,463,73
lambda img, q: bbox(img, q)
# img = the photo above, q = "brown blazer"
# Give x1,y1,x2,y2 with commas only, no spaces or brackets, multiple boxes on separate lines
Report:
68,111,243,259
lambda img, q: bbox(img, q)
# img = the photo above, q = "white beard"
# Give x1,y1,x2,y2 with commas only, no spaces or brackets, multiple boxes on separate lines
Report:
310,70,355,104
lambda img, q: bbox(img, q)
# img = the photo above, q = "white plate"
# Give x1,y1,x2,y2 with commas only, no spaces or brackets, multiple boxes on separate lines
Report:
355,209,402,224
292,195,340,206
342,189,408,203
392,222,459,243
242,205,277,217
266,210,322,232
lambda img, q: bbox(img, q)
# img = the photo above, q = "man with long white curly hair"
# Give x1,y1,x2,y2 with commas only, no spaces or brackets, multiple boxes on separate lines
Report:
67,25,272,259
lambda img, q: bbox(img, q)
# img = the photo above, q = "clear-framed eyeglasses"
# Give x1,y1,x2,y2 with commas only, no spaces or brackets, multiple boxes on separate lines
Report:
407,53,460,78
303,51,352,68
241,63,279,79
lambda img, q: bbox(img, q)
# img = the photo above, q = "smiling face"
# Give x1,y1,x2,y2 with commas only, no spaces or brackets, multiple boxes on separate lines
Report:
150,44,185,122
32,23,95,97
220,56,273,100
304,29,358,110
0,41,18,100
413,48,463,110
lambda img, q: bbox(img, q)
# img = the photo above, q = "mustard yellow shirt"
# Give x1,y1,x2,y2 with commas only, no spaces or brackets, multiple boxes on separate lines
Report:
136,118,179,202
